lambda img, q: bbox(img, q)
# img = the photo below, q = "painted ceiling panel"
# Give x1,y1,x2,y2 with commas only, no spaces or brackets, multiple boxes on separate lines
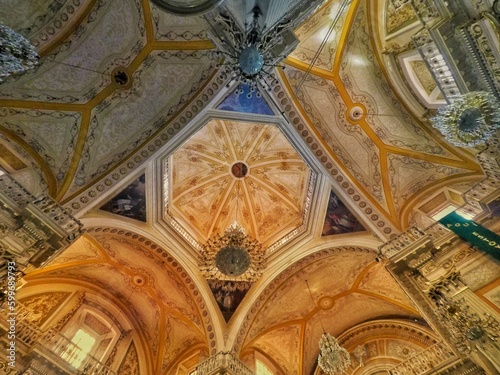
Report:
388,154,474,213
338,3,459,159
167,119,311,245
151,4,209,41
357,262,414,306
0,0,145,103
1,0,61,32
91,233,204,329
284,68,388,210
0,0,94,51
218,84,274,115
161,316,206,373
66,55,213,193
281,0,481,228
290,0,347,70
44,235,103,266
251,324,301,375
0,109,80,183
244,251,375,343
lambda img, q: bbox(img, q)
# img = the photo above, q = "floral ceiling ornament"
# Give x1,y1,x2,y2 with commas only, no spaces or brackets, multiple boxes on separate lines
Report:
318,333,352,374
431,91,500,147
200,221,266,282
0,22,39,83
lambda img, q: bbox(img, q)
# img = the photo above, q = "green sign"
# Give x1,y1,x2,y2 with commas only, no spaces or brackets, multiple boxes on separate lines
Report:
439,211,500,261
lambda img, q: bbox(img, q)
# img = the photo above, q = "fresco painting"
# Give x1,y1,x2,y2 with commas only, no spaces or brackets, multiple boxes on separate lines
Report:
218,84,274,115
100,174,147,222
322,190,365,236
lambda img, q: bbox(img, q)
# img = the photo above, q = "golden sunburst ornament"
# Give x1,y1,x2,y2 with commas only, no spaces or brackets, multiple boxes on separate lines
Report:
431,92,500,147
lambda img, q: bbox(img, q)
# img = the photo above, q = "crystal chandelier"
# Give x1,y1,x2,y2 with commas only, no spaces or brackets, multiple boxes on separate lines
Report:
200,221,266,282
305,280,351,374
207,5,298,95
431,91,500,147
0,22,39,83
431,292,499,353
318,333,351,374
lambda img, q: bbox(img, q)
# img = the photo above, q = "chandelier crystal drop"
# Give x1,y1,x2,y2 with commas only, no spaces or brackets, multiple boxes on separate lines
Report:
431,91,500,147
318,333,351,374
0,22,39,83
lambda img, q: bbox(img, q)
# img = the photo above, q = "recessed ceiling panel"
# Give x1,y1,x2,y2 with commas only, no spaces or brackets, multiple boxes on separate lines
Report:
164,119,313,246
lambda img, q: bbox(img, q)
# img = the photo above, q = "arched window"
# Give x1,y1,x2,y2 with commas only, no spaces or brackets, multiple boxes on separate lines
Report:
256,359,273,375
58,307,119,370
61,328,97,368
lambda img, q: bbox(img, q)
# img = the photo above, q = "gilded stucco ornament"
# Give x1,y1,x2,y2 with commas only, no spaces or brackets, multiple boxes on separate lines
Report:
431,92,500,147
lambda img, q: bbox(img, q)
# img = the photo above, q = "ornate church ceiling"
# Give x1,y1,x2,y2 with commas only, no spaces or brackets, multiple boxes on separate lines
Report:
0,0,490,373
165,118,312,245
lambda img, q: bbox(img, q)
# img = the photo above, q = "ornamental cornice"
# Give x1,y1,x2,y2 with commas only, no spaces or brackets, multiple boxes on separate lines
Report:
338,319,440,349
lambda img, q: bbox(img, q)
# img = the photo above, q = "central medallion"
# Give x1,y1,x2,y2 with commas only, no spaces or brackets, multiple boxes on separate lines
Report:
231,162,248,178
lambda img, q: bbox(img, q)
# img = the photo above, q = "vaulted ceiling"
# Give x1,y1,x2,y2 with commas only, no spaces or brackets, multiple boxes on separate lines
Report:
0,0,486,373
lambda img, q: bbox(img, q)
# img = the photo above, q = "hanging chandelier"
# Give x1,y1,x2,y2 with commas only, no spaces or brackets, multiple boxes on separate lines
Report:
305,280,351,374
0,22,39,83
429,289,499,353
431,91,500,147
206,5,299,95
318,333,351,374
200,221,266,282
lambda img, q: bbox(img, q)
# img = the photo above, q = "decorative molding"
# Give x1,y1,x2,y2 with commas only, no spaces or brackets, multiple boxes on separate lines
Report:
339,319,439,349
234,246,374,353
63,66,226,215
270,76,397,240
85,227,217,355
